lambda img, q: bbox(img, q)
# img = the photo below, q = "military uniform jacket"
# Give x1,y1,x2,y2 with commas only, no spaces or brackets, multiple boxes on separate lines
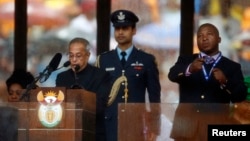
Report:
168,53,248,103
97,47,161,141
97,47,161,115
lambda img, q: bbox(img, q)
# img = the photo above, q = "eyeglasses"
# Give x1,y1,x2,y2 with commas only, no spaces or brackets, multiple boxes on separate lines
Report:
68,53,83,60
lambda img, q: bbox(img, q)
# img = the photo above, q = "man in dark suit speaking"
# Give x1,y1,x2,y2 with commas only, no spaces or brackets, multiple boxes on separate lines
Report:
56,37,112,141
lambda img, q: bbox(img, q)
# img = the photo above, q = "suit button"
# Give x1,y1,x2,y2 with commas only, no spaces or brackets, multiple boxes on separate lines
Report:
136,74,139,77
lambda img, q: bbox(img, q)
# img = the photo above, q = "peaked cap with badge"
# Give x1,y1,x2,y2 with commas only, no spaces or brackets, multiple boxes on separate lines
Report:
110,9,139,27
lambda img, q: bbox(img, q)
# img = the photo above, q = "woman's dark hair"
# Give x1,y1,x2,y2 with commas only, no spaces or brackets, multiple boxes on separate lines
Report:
6,69,35,91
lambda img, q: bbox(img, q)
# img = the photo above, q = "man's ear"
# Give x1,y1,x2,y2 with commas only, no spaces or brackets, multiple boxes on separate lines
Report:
87,52,91,57
132,28,137,35
218,37,221,43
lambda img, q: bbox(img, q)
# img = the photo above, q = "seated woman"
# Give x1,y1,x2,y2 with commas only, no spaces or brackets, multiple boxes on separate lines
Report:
5,69,36,102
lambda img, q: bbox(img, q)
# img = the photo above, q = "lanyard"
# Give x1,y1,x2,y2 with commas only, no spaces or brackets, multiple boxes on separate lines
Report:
199,52,222,81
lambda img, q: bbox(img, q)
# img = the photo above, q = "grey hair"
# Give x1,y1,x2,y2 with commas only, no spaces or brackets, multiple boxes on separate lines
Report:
68,37,91,53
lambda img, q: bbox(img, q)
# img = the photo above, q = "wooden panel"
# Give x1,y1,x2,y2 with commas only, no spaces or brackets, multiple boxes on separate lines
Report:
1,87,96,141
118,103,244,141
118,103,162,141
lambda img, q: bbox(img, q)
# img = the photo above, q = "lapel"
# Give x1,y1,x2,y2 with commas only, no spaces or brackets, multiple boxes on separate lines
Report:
124,47,138,68
204,63,213,72
110,49,123,67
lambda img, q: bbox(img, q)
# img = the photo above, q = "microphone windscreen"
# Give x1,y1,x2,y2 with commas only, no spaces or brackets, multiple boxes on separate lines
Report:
75,65,80,72
63,61,71,67
48,53,62,71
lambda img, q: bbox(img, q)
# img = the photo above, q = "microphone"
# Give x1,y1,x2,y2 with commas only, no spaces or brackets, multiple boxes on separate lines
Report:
71,65,83,89
20,53,62,101
75,65,80,72
56,61,71,70
39,53,62,83
47,53,62,73
63,61,71,67
73,65,80,81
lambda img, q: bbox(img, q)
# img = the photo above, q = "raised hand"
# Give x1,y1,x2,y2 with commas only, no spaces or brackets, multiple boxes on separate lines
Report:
189,58,204,73
212,68,227,84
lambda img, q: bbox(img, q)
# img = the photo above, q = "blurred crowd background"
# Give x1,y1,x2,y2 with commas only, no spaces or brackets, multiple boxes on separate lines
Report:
0,0,250,103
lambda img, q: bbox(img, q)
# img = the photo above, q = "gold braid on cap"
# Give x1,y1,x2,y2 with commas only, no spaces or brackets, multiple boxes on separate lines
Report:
107,71,128,106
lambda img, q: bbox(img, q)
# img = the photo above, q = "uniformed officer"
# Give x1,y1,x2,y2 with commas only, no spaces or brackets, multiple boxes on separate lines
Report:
96,9,161,141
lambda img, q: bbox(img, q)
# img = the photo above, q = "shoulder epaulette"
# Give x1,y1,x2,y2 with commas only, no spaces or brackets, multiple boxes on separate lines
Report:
135,47,146,52
95,50,115,67
100,49,115,55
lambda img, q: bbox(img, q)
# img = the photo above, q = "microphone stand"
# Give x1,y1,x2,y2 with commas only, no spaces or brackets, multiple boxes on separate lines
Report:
18,69,49,141
70,66,84,89
20,60,70,101
19,68,48,102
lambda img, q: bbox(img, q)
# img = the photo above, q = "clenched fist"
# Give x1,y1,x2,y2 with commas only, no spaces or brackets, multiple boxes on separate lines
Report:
189,58,204,73
212,68,227,84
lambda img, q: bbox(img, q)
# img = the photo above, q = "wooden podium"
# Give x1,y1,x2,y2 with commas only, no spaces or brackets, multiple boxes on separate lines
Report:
118,103,244,141
2,87,96,141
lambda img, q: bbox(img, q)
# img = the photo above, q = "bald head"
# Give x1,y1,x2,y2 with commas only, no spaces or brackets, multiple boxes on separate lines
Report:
198,23,220,36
